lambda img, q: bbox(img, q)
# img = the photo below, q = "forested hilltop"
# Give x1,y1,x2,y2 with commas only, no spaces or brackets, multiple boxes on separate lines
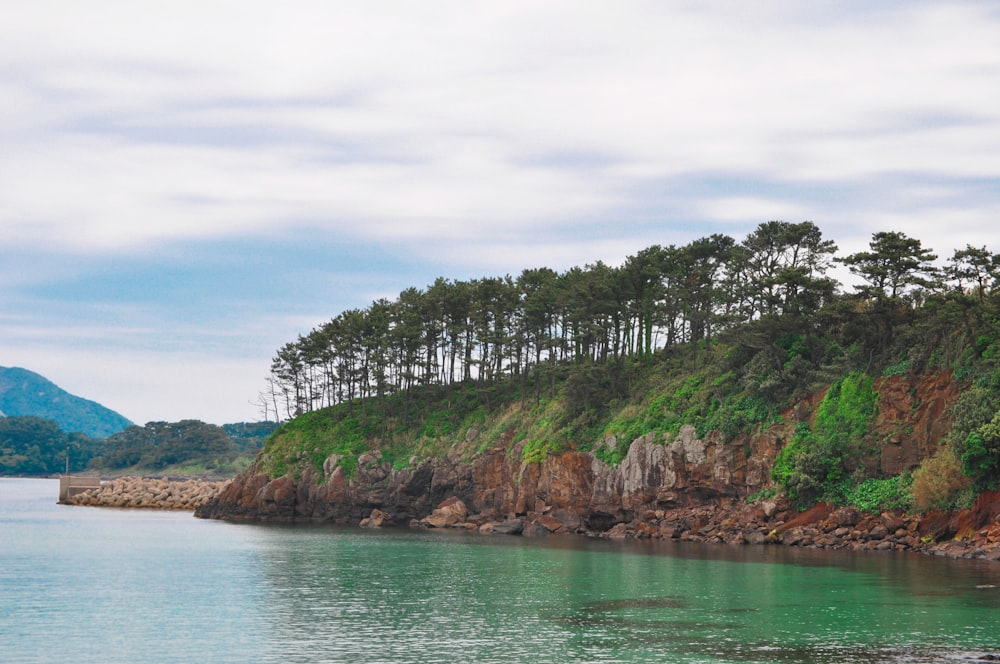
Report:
247,222,1000,519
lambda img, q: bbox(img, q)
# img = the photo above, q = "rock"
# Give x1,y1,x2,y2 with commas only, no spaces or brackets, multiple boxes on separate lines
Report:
523,519,551,537
360,509,394,528
882,513,906,532
604,523,630,539
417,496,468,528
868,524,889,540
490,519,525,536
635,522,658,539
534,514,567,533
67,477,227,511
831,507,860,527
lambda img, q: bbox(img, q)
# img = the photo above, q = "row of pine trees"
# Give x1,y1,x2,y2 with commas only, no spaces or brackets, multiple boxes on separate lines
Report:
262,221,997,421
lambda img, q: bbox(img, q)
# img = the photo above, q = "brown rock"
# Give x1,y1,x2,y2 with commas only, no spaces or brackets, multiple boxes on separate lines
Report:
360,509,394,528
535,514,567,533
831,507,860,527
868,524,889,540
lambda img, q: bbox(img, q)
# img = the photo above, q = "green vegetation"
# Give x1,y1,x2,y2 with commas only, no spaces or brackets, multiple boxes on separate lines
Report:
89,419,269,476
0,416,102,474
911,446,970,511
250,224,1000,516
0,415,271,478
771,373,879,506
845,476,913,514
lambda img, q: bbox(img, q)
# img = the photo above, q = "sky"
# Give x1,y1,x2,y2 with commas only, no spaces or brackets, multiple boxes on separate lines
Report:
2,1,999,426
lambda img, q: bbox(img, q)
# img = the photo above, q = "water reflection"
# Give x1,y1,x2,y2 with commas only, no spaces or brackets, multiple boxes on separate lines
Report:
245,525,1000,663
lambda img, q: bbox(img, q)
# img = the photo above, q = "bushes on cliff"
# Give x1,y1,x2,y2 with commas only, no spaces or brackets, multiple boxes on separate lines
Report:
772,373,879,509
960,412,1000,489
911,446,970,511
945,384,1000,491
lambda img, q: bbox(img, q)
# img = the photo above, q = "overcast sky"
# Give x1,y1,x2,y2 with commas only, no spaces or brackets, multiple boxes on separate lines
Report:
2,1,999,426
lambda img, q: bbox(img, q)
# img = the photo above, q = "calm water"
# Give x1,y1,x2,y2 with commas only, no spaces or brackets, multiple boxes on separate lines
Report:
2,479,1000,663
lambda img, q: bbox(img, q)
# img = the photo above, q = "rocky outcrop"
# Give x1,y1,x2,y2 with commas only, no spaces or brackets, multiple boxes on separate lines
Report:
875,372,960,476
66,476,227,510
195,421,783,530
194,373,1000,560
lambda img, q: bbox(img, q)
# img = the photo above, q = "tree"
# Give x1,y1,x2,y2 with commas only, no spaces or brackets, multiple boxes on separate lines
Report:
838,231,940,359
946,244,999,303
623,245,669,357
839,231,938,301
677,234,735,360
960,411,1000,490
0,416,98,475
95,420,234,471
738,221,838,318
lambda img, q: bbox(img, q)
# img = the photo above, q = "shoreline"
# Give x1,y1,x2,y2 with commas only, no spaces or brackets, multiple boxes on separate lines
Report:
372,495,1000,562
53,474,1000,562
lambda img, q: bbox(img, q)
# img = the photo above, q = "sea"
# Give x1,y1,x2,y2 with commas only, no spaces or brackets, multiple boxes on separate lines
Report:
2,478,1000,663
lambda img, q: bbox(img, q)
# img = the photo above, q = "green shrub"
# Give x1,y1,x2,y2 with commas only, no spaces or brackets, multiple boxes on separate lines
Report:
959,412,1000,489
847,476,913,514
911,446,970,511
772,373,879,509
522,438,564,464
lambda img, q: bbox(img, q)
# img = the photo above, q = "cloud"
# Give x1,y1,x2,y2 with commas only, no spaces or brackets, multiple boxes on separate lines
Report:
3,1,997,257
1,341,268,425
2,1,999,424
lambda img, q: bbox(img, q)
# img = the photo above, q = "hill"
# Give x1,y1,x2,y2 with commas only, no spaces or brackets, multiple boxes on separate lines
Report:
198,223,1000,558
0,366,132,438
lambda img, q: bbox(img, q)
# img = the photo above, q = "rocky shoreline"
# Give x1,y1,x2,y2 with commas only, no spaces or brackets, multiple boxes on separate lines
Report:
399,492,1000,561
62,470,1000,561
63,476,229,510
195,436,1000,562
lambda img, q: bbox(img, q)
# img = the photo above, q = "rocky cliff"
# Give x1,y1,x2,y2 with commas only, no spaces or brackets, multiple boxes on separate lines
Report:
195,373,1000,559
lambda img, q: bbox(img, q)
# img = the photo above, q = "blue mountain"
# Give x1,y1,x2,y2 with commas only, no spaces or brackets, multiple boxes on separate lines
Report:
0,366,132,439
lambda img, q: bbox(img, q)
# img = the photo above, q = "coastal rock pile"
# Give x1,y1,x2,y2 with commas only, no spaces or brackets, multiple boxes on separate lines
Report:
66,477,228,510
344,494,1000,560
591,498,1000,561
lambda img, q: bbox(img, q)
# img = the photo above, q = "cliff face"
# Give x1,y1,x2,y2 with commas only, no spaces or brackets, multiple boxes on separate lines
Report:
195,373,962,534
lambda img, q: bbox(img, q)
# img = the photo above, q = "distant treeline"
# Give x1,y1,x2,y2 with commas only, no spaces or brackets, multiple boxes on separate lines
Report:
0,417,276,476
263,221,994,421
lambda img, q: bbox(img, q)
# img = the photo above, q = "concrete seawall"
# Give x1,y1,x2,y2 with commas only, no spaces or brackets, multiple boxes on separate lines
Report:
63,476,228,510
58,475,102,502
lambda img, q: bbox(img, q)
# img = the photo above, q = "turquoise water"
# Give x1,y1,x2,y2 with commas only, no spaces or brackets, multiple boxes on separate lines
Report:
2,479,999,663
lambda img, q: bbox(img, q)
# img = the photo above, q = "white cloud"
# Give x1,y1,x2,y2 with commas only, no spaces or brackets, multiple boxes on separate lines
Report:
697,197,811,224
1,343,268,425
2,1,998,256
2,1,1000,424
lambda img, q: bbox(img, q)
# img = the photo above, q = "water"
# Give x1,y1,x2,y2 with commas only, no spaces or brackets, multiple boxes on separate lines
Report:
2,479,999,663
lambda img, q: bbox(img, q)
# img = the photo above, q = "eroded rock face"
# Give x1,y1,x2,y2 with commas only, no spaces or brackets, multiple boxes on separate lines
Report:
874,374,960,476
195,373,980,554
196,421,783,528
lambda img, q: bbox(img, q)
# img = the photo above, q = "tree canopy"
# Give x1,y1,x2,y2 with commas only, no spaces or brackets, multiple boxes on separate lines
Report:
262,222,998,422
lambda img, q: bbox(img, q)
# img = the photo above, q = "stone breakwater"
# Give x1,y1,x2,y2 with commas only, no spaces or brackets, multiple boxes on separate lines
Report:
65,476,229,510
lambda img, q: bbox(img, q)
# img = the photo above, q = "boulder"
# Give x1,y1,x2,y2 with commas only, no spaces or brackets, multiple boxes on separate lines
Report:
417,496,468,528
490,518,525,536
360,509,394,528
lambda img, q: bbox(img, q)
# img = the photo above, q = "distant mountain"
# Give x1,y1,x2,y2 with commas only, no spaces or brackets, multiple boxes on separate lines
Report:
0,366,132,439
